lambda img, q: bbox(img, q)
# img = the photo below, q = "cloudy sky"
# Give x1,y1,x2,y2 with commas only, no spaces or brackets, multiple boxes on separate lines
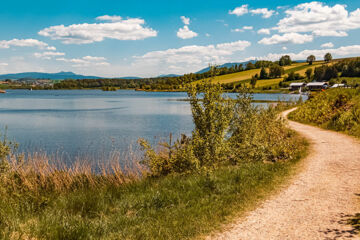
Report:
0,0,360,77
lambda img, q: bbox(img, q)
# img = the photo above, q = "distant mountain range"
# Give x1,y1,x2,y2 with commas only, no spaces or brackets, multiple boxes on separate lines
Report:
195,60,257,74
0,60,307,81
0,71,102,80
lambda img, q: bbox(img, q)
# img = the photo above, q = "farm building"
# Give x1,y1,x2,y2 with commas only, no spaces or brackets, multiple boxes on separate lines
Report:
289,82,306,91
331,84,346,88
306,82,329,91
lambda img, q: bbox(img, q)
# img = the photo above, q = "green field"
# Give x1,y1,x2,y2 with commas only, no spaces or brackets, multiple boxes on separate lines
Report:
191,62,326,89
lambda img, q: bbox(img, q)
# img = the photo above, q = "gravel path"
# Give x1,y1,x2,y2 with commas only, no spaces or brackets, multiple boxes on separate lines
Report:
208,108,360,240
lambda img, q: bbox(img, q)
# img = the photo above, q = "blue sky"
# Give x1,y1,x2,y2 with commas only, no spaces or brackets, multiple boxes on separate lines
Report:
0,0,359,77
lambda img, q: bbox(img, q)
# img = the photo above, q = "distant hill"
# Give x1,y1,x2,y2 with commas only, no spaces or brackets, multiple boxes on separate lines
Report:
196,60,257,74
0,71,102,80
157,74,181,78
118,76,142,80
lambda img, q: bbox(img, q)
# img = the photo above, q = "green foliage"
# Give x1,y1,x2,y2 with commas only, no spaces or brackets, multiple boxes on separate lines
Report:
289,89,360,138
307,55,316,65
269,64,284,78
324,53,333,63
305,68,313,80
138,135,195,177
279,55,292,66
140,80,304,176
259,67,268,79
246,62,256,70
188,82,234,168
250,76,258,88
255,60,273,68
335,57,360,78
284,71,304,82
314,65,338,81
229,95,302,163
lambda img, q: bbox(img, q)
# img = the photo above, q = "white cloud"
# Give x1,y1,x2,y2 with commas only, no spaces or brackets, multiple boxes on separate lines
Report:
276,2,360,37
282,47,288,50
0,63,8,66
232,26,253,32
232,29,244,33
177,16,197,39
243,26,253,30
250,8,275,18
321,42,334,48
245,45,360,62
257,28,271,35
177,26,198,39
180,16,190,25
82,56,106,61
96,15,122,22
229,5,248,16
34,51,65,59
39,17,157,44
56,56,109,67
258,33,313,45
0,39,55,50
133,40,251,74
205,33,210,37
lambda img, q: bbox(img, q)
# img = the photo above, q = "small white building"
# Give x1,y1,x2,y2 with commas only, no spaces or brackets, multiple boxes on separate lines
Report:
306,82,329,91
331,84,346,88
289,82,306,91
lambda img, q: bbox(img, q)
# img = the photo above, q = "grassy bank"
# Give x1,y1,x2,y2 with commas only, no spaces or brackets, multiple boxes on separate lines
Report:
0,146,307,240
289,88,360,138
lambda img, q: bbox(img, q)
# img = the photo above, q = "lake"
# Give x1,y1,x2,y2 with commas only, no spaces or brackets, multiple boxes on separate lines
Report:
0,90,304,163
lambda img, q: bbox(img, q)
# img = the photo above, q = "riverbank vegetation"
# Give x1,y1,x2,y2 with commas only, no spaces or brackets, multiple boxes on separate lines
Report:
289,88,360,138
0,80,308,239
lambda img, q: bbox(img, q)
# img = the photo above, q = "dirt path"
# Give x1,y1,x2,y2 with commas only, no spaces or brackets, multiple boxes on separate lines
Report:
208,108,360,240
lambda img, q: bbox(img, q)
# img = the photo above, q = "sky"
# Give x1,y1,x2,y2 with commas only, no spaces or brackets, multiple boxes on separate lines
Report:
0,0,360,77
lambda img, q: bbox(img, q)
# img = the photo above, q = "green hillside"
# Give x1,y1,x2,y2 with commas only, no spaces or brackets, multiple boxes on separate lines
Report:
192,61,325,89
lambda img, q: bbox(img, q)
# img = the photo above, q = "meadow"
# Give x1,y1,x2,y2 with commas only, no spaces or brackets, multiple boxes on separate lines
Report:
192,61,325,90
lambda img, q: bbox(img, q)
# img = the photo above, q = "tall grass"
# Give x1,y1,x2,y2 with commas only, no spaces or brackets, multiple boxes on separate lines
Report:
0,143,307,240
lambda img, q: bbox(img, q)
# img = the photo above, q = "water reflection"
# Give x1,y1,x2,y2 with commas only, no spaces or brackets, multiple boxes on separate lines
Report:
0,90,304,163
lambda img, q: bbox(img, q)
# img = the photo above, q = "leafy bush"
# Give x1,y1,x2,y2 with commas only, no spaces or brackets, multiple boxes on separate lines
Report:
289,88,360,137
140,80,304,176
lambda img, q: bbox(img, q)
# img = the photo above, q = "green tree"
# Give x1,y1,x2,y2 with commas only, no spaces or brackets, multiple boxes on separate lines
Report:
324,53,332,63
259,67,268,79
246,62,256,70
188,80,234,167
269,64,284,78
305,68,313,80
250,75,257,88
279,55,292,66
307,55,316,65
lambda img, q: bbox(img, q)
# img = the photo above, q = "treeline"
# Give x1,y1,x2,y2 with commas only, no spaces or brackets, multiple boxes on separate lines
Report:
52,61,277,90
53,64,244,90
312,57,360,81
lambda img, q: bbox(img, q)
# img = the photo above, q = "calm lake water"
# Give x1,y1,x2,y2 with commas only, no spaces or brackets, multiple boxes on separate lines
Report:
0,90,304,162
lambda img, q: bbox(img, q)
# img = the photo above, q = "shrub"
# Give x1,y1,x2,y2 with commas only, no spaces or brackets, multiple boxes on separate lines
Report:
289,89,360,138
140,81,303,176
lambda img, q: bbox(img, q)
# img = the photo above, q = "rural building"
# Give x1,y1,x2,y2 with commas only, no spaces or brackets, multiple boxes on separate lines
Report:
331,84,346,88
289,82,306,91
306,82,329,91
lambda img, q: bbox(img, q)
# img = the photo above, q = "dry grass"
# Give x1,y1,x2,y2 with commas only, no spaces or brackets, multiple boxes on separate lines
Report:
1,152,147,195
